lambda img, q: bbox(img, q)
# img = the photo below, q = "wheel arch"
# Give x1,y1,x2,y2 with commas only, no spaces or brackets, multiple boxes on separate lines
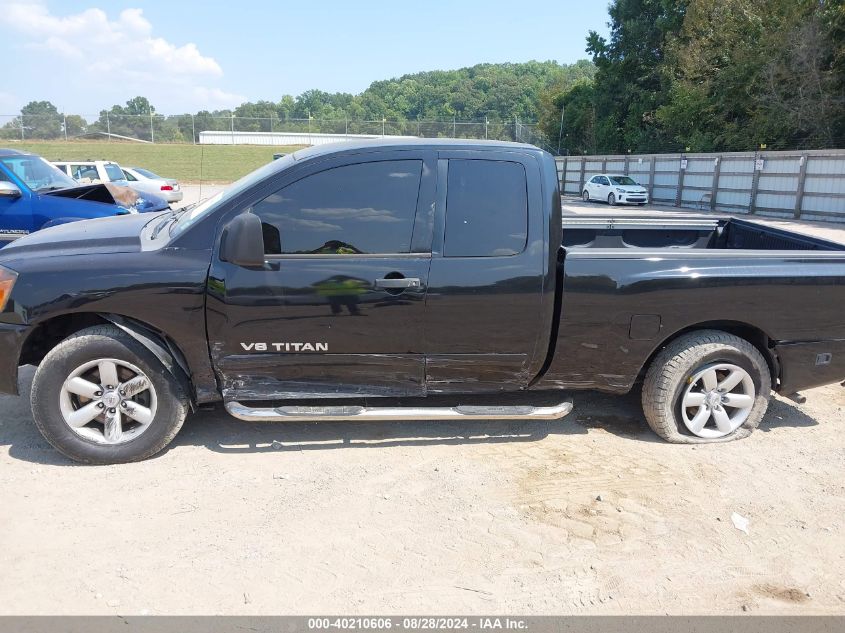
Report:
636,321,780,391
19,312,195,405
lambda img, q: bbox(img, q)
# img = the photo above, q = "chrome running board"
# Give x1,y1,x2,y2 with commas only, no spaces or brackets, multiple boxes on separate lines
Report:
225,400,573,423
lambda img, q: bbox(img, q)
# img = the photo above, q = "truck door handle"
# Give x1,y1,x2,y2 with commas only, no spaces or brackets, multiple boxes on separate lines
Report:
375,277,421,289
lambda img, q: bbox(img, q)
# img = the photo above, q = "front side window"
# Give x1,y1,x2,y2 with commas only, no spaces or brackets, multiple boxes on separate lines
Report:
253,160,423,255
609,176,638,186
444,159,528,258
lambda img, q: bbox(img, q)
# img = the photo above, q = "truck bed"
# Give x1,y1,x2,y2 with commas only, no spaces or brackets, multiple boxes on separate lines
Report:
561,217,843,252
535,215,845,396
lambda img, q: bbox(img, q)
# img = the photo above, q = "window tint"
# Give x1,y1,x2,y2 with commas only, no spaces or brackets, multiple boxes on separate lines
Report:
599,176,610,185
123,170,137,181
444,159,528,257
253,160,422,255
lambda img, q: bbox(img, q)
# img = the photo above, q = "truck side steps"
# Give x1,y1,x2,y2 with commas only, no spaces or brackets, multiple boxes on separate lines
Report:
224,400,573,423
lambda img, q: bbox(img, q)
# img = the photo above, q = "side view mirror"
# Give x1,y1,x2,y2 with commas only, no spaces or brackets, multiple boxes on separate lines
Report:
220,212,266,268
0,181,22,199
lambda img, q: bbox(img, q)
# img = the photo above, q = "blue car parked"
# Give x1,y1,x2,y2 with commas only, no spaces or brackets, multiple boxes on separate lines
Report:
0,148,169,248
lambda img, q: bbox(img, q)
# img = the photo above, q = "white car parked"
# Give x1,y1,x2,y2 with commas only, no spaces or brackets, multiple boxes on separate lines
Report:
52,160,127,186
121,166,183,203
583,174,649,206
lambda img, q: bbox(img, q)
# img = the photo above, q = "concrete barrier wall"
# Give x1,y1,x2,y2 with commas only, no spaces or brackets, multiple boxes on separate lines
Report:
556,149,845,223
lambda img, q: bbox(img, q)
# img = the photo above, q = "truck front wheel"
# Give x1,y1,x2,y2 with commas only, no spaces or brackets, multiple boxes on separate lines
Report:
30,325,188,464
642,330,771,443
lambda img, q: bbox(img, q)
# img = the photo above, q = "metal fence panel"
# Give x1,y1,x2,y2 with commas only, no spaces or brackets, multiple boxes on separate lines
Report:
555,149,845,223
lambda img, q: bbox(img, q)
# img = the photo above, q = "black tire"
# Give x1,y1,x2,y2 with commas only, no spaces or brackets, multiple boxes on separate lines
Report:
582,190,590,202
641,330,771,444
608,193,617,206
30,325,188,464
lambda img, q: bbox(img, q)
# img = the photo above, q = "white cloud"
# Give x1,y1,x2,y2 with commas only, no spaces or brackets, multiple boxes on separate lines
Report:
3,3,244,113
191,87,248,110
6,4,222,76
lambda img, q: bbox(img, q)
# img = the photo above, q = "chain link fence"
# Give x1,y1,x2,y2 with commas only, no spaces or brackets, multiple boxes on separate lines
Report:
0,113,552,150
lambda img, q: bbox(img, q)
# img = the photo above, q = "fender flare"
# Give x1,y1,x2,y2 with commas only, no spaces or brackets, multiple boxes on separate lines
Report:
100,313,195,408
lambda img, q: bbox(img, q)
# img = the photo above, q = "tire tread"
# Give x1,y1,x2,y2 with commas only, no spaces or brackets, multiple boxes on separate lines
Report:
642,330,771,444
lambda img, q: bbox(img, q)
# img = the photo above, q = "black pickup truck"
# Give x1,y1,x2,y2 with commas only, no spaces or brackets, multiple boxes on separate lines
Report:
0,140,843,464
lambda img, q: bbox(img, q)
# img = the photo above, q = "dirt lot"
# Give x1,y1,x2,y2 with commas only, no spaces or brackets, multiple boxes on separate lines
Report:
1,366,843,615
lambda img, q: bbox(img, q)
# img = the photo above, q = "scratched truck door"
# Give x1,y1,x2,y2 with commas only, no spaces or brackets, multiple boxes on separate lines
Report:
206,150,436,400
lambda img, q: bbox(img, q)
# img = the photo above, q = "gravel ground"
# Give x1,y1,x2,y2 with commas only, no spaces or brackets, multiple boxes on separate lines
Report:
1,370,843,615
0,185,842,616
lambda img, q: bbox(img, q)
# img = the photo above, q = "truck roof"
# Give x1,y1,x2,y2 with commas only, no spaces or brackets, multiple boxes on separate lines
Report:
292,138,543,162
0,148,33,157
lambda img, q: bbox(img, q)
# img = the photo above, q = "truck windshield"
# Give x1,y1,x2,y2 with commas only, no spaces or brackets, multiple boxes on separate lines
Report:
0,155,78,192
609,176,638,186
170,153,296,238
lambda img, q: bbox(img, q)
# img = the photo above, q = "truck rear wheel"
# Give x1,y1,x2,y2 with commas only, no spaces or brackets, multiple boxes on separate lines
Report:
642,330,771,443
30,325,188,464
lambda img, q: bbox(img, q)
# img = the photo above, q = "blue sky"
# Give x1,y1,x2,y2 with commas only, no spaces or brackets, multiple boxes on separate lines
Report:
1,0,610,116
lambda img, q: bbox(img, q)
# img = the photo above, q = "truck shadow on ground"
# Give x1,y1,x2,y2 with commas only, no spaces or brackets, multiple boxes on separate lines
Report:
0,366,820,465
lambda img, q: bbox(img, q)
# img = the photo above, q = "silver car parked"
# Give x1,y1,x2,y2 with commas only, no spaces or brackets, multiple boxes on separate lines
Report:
121,167,183,203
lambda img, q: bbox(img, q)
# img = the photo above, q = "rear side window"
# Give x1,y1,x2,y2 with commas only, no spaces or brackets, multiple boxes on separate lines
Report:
444,159,528,257
253,160,422,255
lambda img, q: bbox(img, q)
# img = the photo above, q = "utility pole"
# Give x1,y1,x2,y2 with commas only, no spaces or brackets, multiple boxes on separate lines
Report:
382,117,386,137
106,112,110,140
63,113,68,141
485,117,488,140
230,113,235,145
191,114,196,145
150,110,155,143
557,102,565,155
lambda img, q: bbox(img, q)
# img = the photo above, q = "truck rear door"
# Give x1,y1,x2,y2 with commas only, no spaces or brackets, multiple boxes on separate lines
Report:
206,149,437,400
424,150,549,392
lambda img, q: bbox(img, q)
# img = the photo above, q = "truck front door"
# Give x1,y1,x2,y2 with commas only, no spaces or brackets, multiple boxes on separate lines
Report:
0,164,33,247
206,150,436,401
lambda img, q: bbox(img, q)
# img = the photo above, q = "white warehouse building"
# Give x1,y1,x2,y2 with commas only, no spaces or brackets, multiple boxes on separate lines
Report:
198,130,419,146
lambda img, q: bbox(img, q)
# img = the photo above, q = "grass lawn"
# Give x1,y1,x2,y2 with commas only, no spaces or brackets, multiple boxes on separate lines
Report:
7,141,306,183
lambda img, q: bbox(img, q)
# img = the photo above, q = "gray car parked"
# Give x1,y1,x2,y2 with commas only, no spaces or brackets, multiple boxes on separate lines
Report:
121,167,183,203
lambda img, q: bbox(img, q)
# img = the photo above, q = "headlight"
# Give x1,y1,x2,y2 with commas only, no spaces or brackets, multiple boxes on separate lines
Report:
0,266,18,312
616,188,625,193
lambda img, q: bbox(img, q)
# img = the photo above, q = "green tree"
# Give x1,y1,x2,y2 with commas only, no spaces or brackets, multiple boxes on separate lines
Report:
64,114,88,138
585,0,688,152
658,0,845,150
539,81,597,155
21,100,63,139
